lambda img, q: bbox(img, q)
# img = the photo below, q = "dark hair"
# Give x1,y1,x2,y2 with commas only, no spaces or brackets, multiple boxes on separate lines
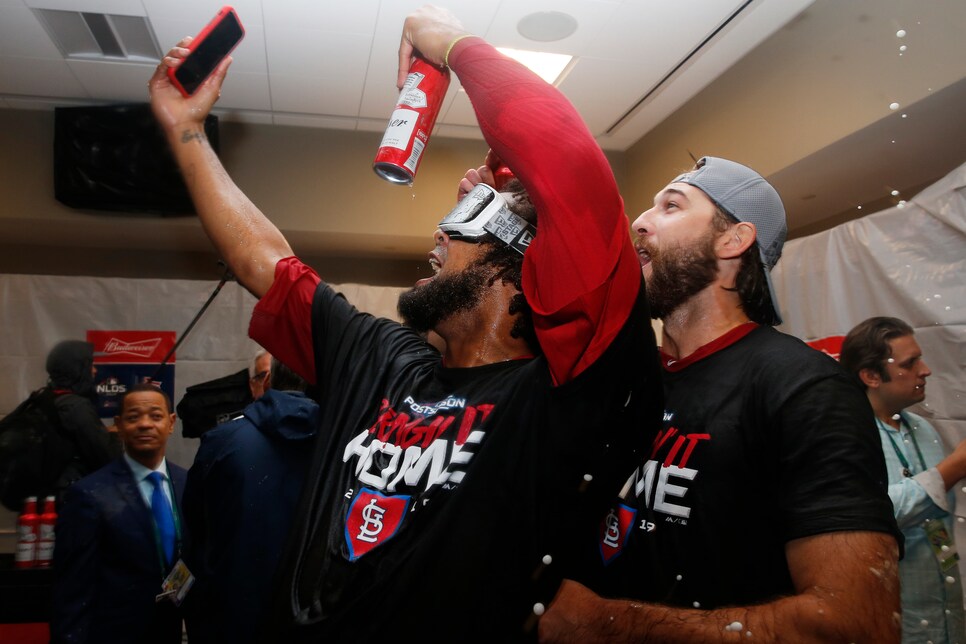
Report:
118,382,173,413
476,178,540,353
269,357,309,393
840,317,914,387
45,340,96,395
711,208,779,326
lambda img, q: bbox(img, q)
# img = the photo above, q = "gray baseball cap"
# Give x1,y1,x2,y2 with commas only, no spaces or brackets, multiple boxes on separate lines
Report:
672,156,787,324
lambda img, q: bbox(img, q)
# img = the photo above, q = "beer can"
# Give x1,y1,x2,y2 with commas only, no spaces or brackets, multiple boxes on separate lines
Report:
373,58,451,185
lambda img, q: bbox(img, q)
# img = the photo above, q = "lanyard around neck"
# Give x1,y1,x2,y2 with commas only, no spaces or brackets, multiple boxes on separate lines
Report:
880,416,928,474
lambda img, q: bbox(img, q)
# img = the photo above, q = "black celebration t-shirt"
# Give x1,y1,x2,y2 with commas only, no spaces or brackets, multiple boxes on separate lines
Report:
267,282,661,642
591,324,899,609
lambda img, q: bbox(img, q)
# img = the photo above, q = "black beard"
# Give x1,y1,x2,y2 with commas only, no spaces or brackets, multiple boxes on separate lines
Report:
644,233,719,319
398,262,492,333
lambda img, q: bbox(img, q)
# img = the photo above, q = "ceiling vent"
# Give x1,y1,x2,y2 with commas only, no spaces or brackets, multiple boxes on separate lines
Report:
33,9,161,63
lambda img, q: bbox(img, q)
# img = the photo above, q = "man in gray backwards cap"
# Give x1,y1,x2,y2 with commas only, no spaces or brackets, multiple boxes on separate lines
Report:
540,158,902,642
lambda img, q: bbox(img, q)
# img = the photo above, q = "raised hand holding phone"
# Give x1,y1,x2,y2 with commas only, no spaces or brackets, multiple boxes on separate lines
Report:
167,5,245,97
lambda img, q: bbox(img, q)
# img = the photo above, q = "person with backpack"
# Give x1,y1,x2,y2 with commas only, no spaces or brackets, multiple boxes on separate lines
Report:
0,340,118,511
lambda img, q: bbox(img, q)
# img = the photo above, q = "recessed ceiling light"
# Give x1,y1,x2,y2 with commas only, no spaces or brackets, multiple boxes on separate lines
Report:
517,11,578,42
497,47,573,85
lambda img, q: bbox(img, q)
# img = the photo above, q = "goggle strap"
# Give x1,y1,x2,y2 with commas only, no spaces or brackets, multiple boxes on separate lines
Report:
482,209,536,255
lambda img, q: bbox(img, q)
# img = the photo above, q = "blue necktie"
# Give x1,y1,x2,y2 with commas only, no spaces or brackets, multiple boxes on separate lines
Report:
147,471,176,566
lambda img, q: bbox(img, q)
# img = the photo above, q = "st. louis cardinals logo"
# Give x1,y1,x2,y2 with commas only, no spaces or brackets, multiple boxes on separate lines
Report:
599,503,637,565
341,395,495,560
345,488,411,560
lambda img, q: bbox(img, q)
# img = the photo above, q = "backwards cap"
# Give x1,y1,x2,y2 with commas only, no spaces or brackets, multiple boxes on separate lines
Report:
672,156,787,324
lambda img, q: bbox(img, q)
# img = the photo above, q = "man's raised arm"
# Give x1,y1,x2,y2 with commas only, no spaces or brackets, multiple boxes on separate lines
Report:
149,40,291,298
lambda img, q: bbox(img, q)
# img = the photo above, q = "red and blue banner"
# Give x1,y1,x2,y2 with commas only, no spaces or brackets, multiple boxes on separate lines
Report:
87,330,177,419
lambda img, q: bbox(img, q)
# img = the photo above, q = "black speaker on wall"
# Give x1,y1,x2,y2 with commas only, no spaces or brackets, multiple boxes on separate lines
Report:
53,102,219,216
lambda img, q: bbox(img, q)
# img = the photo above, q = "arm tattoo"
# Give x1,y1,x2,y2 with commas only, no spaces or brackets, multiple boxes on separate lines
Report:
180,129,206,144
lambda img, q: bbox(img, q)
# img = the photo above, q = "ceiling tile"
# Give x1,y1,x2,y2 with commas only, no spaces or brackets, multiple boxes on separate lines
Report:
483,0,623,54
263,0,379,34
150,18,267,73
23,0,147,14
141,0,263,26
0,56,86,97
0,6,64,59
217,70,271,110
66,58,156,102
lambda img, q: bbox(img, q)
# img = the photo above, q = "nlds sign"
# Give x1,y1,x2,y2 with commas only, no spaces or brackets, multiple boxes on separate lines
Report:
87,330,176,418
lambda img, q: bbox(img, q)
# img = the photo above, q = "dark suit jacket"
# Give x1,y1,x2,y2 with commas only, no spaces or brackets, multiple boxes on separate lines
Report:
182,389,319,644
50,457,187,644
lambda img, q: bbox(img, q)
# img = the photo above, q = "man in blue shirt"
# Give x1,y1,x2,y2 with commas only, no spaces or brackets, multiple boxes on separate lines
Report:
842,316,966,644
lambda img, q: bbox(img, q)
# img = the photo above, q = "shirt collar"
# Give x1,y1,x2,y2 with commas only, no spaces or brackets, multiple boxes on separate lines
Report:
660,322,759,372
123,452,169,482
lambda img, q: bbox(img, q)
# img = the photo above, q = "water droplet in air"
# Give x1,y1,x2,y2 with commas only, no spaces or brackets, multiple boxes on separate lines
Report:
899,45,908,52
676,574,683,581
946,306,951,311
920,619,929,627
891,190,900,196
888,358,895,363
892,413,901,420
693,601,701,608
896,29,906,38
934,294,941,299
542,554,552,565
901,114,908,119
583,473,593,482
942,545,950,552
725,622,743,632
889,102,900,110
533,602,545,615
946,576,956,584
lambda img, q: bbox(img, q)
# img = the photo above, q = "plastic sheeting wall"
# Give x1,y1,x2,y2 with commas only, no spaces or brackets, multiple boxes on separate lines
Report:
774,161,965,451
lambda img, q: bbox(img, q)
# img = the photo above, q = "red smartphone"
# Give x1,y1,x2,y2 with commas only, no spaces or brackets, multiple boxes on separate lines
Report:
167,6,245,97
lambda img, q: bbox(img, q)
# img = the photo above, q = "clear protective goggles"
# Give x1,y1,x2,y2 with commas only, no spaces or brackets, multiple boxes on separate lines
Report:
438,183,536,255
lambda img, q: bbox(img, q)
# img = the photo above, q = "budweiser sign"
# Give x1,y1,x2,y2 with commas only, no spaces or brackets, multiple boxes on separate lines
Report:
102,337,162,358
88,330,176,364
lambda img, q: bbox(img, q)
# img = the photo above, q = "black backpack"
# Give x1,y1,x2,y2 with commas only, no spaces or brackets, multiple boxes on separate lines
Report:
0,388,74,512
177,368,253,439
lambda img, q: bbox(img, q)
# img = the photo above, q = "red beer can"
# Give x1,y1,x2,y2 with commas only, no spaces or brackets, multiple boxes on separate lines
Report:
373,57,451,185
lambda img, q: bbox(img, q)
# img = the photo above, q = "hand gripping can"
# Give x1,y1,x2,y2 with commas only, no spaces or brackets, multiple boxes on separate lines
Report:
373,58,451,185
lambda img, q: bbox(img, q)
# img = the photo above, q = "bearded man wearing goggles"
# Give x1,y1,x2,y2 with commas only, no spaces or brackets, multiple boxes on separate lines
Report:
149,4,660,641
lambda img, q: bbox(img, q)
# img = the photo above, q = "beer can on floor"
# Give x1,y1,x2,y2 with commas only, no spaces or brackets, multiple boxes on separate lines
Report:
373,58,451,186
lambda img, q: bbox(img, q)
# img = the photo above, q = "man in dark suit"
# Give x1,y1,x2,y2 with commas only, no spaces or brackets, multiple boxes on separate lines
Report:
183,358,319,643
51,383,187,644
